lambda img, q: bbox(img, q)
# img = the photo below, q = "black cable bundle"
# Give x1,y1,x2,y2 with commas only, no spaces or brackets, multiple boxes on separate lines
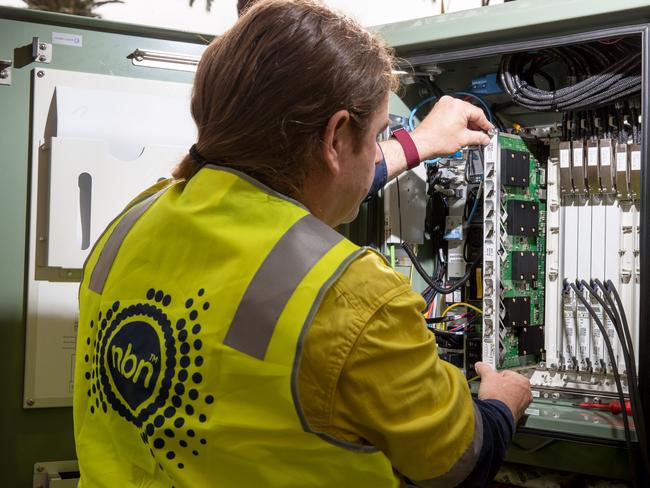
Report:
499,41,641,111
402,242,481,294
571,279,650,485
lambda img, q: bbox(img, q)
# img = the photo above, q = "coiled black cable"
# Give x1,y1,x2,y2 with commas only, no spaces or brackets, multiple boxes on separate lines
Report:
402,242,480,294
499,42,641,111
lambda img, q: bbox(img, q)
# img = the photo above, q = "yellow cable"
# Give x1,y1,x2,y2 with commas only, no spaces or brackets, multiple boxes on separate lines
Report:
442,302,483,317
467,375,480,382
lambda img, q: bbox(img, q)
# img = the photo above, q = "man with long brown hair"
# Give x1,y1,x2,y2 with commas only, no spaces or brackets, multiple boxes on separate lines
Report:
237,0,256,14
235,0,475,197
74,1,531,486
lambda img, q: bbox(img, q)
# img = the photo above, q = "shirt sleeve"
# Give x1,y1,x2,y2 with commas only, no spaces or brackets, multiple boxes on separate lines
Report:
297,253,514,486
455,399,514,487
364,154,388,202
329,287,483,483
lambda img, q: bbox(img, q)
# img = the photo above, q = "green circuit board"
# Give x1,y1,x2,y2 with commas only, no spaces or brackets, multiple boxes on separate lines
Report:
501,335,522,369
498,135,547,368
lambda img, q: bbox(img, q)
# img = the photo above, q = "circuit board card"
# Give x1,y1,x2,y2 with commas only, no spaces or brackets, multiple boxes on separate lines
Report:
482,133,547,369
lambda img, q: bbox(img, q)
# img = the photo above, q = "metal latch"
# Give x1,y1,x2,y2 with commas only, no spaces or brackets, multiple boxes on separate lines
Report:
32,37,52,63
0,59,11,85
129,48,199,72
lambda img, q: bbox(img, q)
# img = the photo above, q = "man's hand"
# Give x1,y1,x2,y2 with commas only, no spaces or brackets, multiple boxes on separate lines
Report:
475,362,533,421
411,95,493,159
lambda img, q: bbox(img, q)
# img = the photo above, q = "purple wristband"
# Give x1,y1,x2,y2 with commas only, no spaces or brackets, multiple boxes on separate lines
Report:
391,128,421,169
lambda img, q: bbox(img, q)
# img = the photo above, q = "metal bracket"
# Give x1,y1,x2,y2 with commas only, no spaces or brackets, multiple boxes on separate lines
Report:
129,48,199,72
32,37,52,63
0,59,11,86
33,460,79,488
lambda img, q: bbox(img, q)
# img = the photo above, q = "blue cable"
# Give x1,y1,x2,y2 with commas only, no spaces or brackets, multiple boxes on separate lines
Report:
408,92,494,130
407,92,493,166
407,96,441,165
408,95,438,131
451,91,495,123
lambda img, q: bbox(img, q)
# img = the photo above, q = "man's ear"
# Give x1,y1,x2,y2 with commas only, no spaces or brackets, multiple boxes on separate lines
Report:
321,110,351,176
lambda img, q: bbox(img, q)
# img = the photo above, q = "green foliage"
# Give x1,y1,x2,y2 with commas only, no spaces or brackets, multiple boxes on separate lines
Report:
22,0,124,18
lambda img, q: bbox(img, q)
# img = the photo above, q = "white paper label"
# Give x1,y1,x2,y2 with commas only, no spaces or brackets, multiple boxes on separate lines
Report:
560,150,570,169
525,408,540,416
52,32,83,47
453,289,462,303
588,147,599,166
532,390,541,398
600,147,611,167
485,142,494,161
573,148,583,166
592,320,604,359
564,308,576,355
617,152,628,172
631,151,641,171
578,307,591,357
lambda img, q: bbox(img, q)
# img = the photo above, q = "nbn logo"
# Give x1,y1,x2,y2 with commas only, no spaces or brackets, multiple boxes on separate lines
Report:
111,343,156,389
107,320,162,411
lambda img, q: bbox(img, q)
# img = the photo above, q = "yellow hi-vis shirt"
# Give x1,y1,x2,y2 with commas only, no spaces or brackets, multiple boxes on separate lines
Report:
298,250,481,485
74,165,399,487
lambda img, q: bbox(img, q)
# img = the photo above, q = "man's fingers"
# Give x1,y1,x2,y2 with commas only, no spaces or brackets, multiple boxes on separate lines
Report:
474,361,496,379
467,119,494,132
465,103,494,132
462,129,491,147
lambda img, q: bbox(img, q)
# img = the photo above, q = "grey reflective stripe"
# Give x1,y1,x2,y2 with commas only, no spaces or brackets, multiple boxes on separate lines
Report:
88,188,168,294
412,402,484,488
223,214,344,360
291,247,381,453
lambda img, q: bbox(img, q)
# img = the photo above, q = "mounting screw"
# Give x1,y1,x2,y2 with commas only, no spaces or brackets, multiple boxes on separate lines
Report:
37,70,45,78
0,70,7,79
39,43,46,50
38,55,46,62
36,465,44,472
26,398,35,406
